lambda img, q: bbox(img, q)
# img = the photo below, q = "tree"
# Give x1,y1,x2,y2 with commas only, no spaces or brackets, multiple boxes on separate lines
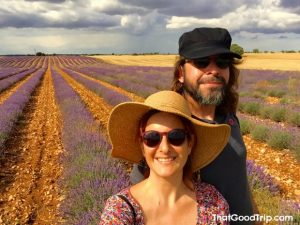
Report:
253,49,260,53
36,52,46,56
230,43,244,57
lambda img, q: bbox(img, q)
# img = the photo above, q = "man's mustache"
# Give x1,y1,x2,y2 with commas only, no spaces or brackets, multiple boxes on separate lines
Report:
198,76,226,85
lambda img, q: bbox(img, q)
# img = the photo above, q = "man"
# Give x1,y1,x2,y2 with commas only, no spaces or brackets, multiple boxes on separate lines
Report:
131,27,258,224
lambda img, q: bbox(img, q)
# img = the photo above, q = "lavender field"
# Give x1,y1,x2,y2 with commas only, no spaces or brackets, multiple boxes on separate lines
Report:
0,55,299,224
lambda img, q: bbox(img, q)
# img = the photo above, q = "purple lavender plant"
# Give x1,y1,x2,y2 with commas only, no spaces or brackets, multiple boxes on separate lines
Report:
52,69,130,225
0,68,45,153
246,160,281,194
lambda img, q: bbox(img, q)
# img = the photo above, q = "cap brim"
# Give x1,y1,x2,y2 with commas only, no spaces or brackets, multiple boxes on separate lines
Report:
182,46,242,59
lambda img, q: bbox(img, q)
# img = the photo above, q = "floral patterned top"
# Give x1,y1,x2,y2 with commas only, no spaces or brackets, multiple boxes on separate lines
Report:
100,182,229,225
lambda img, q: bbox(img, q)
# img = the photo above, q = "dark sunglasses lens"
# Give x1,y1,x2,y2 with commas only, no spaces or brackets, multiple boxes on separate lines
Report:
193,58,210,68
143,131,161,147
168,129,187,146
216,58,232,69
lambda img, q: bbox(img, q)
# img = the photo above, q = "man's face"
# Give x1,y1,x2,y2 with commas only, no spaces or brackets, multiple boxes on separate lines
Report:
179,55,231,106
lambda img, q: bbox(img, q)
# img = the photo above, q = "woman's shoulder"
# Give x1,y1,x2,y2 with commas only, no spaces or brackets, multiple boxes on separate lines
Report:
100,187,136,225
194,181,229,209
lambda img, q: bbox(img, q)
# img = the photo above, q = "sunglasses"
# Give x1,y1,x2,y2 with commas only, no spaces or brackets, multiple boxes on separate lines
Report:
190,56,232,69
141,129,188,148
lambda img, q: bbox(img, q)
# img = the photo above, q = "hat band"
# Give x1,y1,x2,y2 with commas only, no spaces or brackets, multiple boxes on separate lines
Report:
180,41,230,55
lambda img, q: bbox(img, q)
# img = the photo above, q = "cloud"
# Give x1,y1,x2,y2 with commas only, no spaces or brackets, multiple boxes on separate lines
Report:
25,0,67,3
166,2,300,34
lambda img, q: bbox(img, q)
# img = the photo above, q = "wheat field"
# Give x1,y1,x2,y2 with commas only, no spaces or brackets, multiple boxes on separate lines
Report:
92,53,300,71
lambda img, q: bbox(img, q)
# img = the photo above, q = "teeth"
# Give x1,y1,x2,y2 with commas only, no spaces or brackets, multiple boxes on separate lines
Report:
156,157,175,162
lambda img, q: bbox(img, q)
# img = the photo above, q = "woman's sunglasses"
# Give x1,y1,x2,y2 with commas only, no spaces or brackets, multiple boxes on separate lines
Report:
141,129,188,148
189,56,233,69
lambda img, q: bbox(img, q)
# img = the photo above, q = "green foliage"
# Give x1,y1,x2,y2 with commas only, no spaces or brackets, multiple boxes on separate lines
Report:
253,80,271,93
288,77,300,96
36,51,46,56
252,188,281,222
240,120,252,135
250,125,269,141
269,107,286,122
230,43,244,56
287,112,300,127
243,102,261,115
259,106,273,119
267,90,286,98
267,131,291,149
253,48,260,53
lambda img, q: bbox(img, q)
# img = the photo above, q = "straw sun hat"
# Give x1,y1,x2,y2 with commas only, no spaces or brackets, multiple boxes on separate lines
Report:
108,91,231,172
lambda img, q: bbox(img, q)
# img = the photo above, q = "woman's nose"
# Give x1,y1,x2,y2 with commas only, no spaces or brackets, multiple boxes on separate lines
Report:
159,136,170,153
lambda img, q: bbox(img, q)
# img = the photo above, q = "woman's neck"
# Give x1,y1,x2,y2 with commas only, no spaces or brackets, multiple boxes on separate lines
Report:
142,172,190,207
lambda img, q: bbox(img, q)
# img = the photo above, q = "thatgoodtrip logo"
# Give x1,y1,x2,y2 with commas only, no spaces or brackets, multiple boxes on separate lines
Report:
213,214,295,223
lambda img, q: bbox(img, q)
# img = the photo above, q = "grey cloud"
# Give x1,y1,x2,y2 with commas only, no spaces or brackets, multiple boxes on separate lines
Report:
25,0,67,3
280,0,299,8
98,4,147,16
0,9,120,29
118,0,260,18
278,35,288,38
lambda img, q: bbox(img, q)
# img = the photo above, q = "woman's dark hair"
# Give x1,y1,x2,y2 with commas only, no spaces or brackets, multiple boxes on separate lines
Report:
137,110,196,179
171,56,240,114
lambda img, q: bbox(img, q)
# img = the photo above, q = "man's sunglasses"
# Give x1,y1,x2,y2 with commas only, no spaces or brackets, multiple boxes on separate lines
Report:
141,129,188,148
189,56,233,69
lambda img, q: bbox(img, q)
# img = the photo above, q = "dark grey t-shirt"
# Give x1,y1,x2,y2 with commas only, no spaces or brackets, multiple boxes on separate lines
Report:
198,113,253,225
130,113,254,225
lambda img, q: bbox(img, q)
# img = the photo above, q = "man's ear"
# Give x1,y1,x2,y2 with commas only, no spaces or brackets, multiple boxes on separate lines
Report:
178,65,184,83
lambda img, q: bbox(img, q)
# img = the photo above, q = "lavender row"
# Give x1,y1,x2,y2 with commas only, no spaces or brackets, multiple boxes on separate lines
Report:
52,69,130,224
0,68,38,93
238,98,300,127
61,67,131,106
239,69,300,108
246,160,281,194
68,61,173,98
0,68,46,153
0,68,27,79
240,96,300,113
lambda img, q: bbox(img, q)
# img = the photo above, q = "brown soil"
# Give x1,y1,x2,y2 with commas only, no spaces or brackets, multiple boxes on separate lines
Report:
66,68,144,102
245,135,300,201
0,73,34,105
54,66,112,127
0,66,64,224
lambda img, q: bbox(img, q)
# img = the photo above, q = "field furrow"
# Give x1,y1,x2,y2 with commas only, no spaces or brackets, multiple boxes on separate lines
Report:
245,135,300,200
0,67,64,224
64,67,144,102
54,66,111,126
0,71,36,105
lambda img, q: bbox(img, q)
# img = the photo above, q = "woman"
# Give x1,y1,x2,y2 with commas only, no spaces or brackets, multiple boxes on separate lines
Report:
100,91,231,225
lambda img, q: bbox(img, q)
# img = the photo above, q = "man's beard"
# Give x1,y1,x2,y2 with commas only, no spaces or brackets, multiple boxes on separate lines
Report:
183,75,226,106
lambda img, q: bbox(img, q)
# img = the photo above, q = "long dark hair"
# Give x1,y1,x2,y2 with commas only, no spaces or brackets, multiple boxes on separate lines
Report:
171,56,240,114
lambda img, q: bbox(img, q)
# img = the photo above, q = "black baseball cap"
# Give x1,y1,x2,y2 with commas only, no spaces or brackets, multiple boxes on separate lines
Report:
179,27,242,59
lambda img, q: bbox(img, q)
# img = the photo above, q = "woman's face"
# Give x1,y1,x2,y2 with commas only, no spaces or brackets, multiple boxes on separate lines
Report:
141,112,193,178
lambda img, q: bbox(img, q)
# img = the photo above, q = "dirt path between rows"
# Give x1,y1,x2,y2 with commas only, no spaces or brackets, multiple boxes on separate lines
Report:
0,73,35,105
0,66,64,224
54,66,112,127
65,68,144,102
245,135,300,201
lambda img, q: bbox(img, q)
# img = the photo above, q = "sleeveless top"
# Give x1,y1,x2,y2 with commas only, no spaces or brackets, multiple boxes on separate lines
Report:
100,182,229,225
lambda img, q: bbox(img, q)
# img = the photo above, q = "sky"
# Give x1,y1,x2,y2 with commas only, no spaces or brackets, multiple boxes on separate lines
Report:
0,0,299,55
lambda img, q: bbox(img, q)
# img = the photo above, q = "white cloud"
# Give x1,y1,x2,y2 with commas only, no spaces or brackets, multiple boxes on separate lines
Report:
166,3,300,33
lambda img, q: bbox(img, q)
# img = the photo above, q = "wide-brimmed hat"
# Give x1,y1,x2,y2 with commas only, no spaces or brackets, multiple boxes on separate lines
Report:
108,91,230,172
179,27,242,59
